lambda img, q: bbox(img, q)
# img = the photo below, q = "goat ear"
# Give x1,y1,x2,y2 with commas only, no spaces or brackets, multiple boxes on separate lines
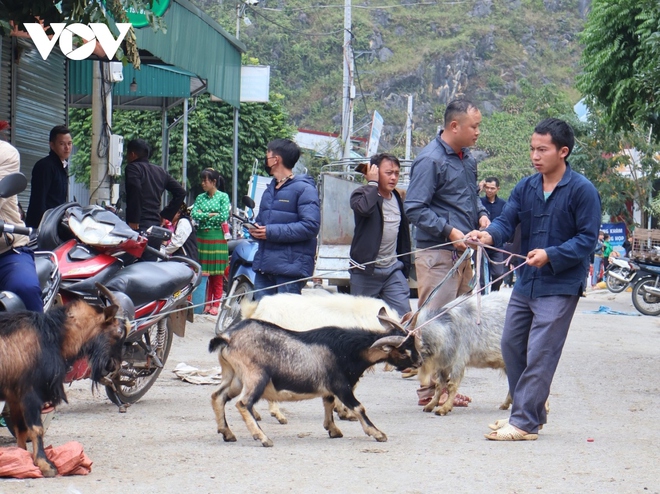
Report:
103,304,119,323
377,310,406,332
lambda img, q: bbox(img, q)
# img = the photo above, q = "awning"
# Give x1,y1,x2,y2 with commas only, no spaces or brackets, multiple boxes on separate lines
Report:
69,62,207,110
69,0,245,109
134,0,244,107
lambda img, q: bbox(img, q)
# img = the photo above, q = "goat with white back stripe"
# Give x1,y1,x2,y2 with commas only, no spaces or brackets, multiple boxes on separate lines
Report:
209,316,421,446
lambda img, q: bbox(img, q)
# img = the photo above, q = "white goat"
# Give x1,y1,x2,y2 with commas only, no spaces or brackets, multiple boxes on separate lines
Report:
408,291,512,416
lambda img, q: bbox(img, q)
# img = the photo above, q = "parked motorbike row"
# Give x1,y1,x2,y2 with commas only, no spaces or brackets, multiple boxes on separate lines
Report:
1,172,202,433
603,255,660,316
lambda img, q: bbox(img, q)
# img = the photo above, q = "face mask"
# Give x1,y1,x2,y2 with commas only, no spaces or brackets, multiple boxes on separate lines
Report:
264,157,274,176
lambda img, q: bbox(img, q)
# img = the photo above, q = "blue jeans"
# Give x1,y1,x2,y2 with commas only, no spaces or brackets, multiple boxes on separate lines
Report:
591,256,603,285
254,272,306,301
0,247,43,312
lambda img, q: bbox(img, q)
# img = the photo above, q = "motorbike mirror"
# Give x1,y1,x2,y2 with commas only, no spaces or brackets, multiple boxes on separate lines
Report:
242,196,256,210
0,172,27,198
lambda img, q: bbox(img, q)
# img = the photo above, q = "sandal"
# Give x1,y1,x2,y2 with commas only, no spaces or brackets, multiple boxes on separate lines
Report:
488,418,542,431
485,424,538,441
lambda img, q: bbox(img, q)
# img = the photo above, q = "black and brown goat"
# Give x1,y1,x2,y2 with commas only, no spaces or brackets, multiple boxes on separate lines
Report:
0,284,129,477
209,318,421,447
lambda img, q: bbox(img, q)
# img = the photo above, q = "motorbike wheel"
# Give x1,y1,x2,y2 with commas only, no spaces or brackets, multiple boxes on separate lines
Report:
105,319,173,405
632,278,660,316
215,280,253,335
1,403,54,439
605,269,629,293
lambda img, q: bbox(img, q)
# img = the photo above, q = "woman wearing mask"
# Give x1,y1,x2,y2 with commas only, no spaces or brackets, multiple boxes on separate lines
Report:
191,168,230,315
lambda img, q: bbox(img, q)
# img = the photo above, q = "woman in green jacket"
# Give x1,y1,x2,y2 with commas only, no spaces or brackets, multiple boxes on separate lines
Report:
191,168,230,315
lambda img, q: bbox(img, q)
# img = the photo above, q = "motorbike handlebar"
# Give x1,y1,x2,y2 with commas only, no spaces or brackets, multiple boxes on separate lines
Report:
0,220,32,237
144,245,170,261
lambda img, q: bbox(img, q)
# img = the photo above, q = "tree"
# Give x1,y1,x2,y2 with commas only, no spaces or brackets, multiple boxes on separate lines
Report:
0,0,163,67
475,81,576,198
577,0,660,138
69,94,296,202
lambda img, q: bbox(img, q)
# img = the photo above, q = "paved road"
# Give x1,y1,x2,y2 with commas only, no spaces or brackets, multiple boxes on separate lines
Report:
1,287,659,493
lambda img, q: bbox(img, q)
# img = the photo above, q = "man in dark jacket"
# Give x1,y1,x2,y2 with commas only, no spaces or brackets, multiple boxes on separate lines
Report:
25,125,72,228
349,153,411,316
251,139,320,299
480,176,507,290
468,118,601,441
124,139,186,231
404,99,490,309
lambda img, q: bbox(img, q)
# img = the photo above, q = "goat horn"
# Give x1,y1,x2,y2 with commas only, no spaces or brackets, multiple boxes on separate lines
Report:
371,335,406,349
96,283,119,307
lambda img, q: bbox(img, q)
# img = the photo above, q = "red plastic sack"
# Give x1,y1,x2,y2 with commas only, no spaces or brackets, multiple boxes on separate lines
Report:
0,441,93,478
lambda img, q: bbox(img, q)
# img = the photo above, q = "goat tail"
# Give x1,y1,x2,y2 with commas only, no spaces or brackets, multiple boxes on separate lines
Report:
208,336,229,353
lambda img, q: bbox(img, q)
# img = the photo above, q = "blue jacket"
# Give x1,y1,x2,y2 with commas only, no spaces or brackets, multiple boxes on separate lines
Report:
404,133,488,249
486,164,601,298
253,174,320,278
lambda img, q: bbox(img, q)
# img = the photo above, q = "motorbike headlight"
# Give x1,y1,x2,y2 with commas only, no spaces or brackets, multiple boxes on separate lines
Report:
68,216,126,246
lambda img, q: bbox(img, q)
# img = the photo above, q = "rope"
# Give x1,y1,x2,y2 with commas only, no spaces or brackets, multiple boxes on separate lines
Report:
128,240,528,329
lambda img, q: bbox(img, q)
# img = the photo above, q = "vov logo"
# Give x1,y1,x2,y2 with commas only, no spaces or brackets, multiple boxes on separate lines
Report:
24,23,132,61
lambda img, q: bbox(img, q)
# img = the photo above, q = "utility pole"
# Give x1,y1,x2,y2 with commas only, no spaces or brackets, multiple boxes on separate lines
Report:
90,61,112,205
405,95,413,161
341,0,355,160
231,1,246,215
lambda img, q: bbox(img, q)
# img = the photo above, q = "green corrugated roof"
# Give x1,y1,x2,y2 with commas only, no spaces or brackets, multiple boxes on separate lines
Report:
133,0,244,107
70,61,193,98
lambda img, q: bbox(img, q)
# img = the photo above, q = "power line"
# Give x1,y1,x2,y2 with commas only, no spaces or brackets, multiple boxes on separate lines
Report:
246,5,344,37
261,1,468,12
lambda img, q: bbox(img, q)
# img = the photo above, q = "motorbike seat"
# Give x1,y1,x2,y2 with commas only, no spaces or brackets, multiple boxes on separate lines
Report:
104,261,195,307
227,239,242,255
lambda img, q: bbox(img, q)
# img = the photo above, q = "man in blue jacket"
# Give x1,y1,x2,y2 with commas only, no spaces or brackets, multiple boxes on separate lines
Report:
251,139,320,299
404,99,490,309
468,118,601,441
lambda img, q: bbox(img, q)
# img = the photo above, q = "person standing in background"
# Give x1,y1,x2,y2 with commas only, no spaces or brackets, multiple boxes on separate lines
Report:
191,168,230,315
480,177,507,291
25,125,72,228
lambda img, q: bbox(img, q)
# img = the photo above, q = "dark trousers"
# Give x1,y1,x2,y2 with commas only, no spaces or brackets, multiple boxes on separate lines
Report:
0,247,43,312
350,260,411,316
501,290,579,433
254,272,305,301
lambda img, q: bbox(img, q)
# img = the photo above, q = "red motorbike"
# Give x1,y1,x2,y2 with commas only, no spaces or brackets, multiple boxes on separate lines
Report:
37,202,202,406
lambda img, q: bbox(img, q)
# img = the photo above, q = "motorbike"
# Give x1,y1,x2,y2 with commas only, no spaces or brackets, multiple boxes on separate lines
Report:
36,201,202,406
630,261,660,316
215,196,258,335
604,256,637,293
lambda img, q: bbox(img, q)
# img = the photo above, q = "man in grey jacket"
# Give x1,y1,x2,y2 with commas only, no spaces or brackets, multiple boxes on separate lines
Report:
404,99,490,309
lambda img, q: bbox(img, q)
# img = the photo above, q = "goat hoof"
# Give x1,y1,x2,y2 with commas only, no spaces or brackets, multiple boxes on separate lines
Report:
220,431,237,442
328,430,343,438
37,461,58,478
261,439,274,447
422,404,435,413
374,433,388,442
498,403,510,410
275,416,288,425
434,407,451,416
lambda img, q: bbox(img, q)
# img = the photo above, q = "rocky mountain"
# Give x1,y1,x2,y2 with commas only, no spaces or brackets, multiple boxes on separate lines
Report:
195,0,591,153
